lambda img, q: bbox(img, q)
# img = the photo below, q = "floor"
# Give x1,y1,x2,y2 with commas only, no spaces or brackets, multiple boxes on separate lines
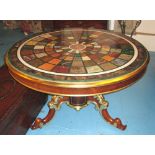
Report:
1,22,155,135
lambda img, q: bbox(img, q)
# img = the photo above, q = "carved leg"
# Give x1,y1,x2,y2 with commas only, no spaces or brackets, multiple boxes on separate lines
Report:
31,95,69,130
87,95,127,130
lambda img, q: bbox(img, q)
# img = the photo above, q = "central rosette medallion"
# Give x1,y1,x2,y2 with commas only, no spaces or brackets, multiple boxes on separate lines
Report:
69,42,86,51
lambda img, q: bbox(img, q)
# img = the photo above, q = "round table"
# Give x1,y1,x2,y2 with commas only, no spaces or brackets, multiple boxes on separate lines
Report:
5,28,149,130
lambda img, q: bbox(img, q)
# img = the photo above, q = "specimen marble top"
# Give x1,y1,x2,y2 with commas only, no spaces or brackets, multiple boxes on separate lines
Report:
6,28,149,85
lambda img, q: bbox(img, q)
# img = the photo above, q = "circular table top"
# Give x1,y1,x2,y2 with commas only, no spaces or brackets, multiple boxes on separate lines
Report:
5,28,149,96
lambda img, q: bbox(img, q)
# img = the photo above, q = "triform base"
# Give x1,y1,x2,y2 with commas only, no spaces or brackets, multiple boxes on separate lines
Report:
31,95,127,130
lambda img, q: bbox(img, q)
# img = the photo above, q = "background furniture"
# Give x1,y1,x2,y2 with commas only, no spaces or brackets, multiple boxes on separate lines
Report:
49,20,108,30
2,20,108,34
115,20,142,37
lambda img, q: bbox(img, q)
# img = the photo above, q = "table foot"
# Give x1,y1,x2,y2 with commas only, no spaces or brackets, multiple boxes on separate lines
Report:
101,109,127,130
31,109,55,130
31,95,69,130
87,95,127,130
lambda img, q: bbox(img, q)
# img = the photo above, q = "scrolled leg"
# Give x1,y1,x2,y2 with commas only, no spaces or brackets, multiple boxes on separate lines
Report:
88,95,127,130
101,109,127,130
31,109,55,130
31,95,69,130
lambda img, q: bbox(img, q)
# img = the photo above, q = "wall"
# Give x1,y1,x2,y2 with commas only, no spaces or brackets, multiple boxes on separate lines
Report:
110,20,155,52
133,20,155,51
133,20,155,52
133,35,155,51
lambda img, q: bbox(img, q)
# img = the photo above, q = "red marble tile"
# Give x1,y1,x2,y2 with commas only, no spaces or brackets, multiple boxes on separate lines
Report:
52,66,69,73
20,50,33,55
